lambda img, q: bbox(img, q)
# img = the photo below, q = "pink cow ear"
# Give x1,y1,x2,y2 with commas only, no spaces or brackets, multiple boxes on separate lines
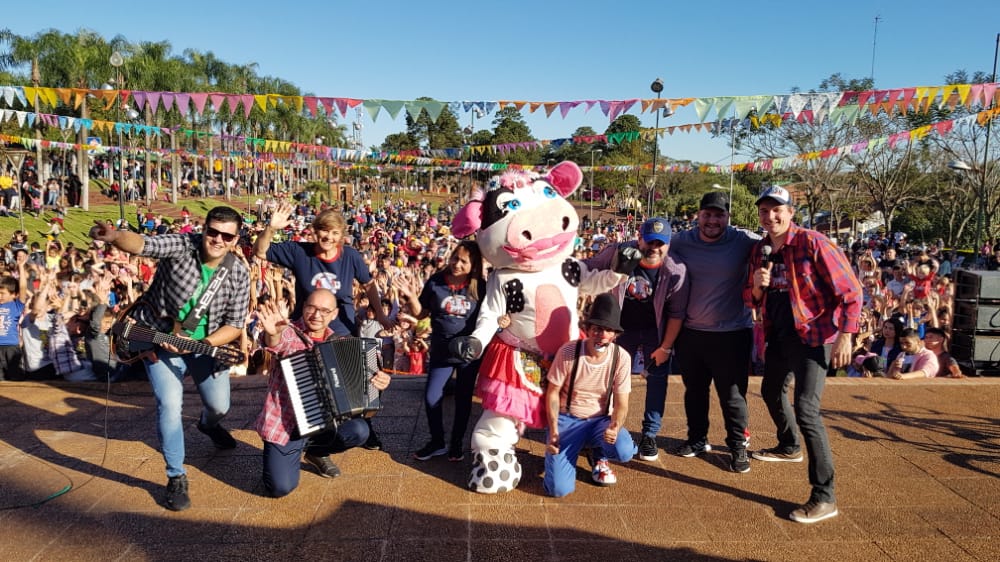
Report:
547,161,583,197
451,200,483,238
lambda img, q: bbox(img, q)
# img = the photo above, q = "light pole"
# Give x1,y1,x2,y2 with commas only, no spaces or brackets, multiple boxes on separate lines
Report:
648,78,663,218
589,148,602,225
950,159,987,268
108,51,126,229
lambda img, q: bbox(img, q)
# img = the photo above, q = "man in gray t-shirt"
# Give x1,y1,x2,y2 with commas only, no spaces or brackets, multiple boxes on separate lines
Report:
668,191,759,473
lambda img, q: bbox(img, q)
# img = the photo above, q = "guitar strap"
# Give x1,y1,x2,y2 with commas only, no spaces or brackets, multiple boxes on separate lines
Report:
181,251,236,333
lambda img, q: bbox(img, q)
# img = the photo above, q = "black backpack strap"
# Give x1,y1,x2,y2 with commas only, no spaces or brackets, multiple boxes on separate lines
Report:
181,251,236,332
605,346,620,417
563,340,584,414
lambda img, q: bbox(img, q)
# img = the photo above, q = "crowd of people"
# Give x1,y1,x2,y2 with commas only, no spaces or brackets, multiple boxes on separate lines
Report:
0,163,973,522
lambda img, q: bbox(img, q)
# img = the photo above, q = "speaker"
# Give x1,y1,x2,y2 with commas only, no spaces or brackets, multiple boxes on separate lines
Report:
955,270,1000,301
953,300,1000,332
951,330,1000,364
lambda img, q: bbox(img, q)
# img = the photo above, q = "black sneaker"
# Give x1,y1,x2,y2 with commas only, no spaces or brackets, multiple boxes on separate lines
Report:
730,449,751,473
303,454,341,478
197,421,237,450
751,447,803,462
674,440,712,458
447,443,465,462
164,475,191,511
413,441,447,461
362,430,383,451
638,435,659,461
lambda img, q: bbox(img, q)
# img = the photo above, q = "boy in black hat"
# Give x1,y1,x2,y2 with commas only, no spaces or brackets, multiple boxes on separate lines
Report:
543,293,637,497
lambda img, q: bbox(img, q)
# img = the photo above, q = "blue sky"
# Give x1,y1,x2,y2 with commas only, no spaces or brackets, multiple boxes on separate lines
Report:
3,1,999,165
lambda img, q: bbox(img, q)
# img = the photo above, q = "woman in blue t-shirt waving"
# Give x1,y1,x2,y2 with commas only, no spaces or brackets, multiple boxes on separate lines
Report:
397,240,485,462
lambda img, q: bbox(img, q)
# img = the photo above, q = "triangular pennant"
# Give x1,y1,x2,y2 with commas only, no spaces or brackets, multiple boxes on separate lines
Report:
132,91,148,112
983,83,998,107
210,93,226,112
72,88,86,109
420,100,447,122
303,96,319,117
159,92,175,113
380,100,405,120
146,91,162,116
694,97,715,122
39,87,58,107
190,93,209,116
362,99,383,121
527,101,543,113
542,102,559,117
254,95,269,112
241,94,257,119
558,101,579,118
226,94,242,117
175,92,190,115
955,84,972,106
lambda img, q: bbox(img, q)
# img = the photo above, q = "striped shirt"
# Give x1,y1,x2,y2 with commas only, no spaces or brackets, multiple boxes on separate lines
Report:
744,223,863,347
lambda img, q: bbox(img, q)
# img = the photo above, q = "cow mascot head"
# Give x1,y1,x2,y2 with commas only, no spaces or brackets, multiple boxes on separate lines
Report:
450,161,632,493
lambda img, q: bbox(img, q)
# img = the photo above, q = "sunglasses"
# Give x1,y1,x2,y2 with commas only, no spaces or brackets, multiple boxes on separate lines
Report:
205,226,239,243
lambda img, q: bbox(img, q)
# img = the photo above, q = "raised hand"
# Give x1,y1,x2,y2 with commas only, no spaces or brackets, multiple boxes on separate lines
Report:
268,202,294,231
256,299,287,337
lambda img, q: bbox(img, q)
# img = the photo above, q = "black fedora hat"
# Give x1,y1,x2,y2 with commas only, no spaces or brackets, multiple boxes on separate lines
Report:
586,293,623,332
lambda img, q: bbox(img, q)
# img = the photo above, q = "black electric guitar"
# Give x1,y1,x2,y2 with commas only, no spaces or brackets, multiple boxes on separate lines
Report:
111,318,245,367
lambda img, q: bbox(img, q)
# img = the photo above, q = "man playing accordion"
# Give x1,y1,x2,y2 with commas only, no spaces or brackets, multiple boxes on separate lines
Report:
255,288,391,497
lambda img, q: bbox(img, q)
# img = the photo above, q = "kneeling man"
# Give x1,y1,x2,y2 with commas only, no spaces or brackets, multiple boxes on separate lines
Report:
544,292,636,497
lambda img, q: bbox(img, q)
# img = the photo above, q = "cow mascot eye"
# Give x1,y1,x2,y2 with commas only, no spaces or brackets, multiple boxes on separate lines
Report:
542,185,557,199
496,193,521,215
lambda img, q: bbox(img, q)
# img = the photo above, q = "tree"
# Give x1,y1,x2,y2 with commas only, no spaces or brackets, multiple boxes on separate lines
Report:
489,106,535,165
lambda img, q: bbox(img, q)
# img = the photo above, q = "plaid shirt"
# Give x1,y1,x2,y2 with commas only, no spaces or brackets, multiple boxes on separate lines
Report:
133,233,250,337
49,312,83,376
254,320,333,446
744,223,863,346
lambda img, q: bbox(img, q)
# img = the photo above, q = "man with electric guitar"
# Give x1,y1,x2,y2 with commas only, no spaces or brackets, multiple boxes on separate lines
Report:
90,205,251,512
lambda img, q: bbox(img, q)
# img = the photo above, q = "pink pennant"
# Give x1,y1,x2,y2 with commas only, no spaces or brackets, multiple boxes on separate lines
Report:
160,92,175,113
900,88,916,110
968,84,984,107
982,83,998,107
209,94,226,113
241,95,255,118
934,120,954,135
559,101,579,118
146,92,162,117
225,95,242,117
335,98,350,117
303,96,319,117
190,93,208,116
174,93,190,115
131,91,147,111
344,98,362,108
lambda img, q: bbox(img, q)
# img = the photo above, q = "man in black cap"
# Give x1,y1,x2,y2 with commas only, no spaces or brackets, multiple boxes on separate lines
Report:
668,191,759,473
543,292,636,497
584,217,689,462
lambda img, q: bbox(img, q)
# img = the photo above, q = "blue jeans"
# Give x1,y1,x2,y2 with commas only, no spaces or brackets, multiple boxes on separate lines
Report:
424,360,479,448
615,327,670,438
262,418,368,497
144,351,230,478
760,337,836,503
544,413,636,497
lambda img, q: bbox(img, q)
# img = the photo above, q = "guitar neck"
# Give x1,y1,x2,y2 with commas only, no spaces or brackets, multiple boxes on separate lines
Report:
151,332,217,357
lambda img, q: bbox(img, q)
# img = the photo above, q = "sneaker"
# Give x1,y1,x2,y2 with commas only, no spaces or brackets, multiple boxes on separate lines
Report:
362,430,383,451
730,449,751,473
413,441,447,461
674,440,712,458
751,447,804,463
197,421,237,450
789,500,839,523
638,435,659,461
303,453,341,478
591,459,617,486
164,475,190,511
447,443,465,462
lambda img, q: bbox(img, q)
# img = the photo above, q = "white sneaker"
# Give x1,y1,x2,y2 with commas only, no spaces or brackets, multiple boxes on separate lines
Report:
591,459,617,486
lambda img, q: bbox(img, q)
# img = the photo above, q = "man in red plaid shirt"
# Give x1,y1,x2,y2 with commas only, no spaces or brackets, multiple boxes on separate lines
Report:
255,288,391,497
744,185,862,525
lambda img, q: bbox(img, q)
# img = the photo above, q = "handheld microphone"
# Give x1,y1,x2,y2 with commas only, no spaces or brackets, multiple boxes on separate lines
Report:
761,245,773,264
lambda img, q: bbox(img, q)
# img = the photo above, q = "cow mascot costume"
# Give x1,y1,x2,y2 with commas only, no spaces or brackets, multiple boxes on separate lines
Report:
450,161,639,493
